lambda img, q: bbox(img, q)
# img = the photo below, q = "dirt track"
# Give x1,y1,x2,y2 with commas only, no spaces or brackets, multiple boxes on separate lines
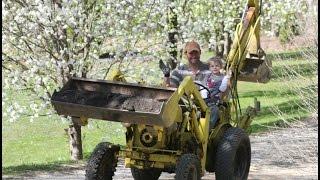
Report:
3,118,318,180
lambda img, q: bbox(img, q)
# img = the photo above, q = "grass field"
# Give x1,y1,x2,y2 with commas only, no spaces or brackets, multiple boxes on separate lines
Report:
2,49,317,174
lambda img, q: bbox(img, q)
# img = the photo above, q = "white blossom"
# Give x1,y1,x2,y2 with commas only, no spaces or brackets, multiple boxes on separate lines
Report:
2,0,308,122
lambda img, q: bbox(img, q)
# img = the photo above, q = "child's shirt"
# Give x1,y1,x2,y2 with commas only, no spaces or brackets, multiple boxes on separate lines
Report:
206,73,229,103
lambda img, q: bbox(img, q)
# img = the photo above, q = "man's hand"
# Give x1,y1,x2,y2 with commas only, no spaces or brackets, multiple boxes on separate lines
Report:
159,59,170,77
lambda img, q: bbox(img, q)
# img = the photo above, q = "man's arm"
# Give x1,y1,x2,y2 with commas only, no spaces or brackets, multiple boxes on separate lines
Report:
159,59,180,88
164,76,171,87
164,76,179,88
159,59,172,87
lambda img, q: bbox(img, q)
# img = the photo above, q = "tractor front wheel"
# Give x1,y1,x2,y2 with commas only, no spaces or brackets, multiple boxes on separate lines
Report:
175,154,201,180
215,127,251,180
131,167,162,180
85,142,119,180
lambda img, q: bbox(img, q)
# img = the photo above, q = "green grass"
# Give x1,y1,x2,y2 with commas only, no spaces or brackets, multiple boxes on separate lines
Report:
205,51,316,133
2,115,126,173
2,50,317,175
236,57,317,133
237,82,312,133
2,89,126,174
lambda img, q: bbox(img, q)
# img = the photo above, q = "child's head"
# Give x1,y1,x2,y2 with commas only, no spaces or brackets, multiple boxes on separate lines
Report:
208,56,223,75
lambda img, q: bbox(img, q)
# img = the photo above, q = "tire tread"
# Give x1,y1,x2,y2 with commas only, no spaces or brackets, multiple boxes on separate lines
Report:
175,154,201,180
85,142,118,180
215,127,251,180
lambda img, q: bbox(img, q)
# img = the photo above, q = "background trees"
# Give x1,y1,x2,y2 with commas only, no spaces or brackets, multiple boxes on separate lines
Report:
2,0,314,160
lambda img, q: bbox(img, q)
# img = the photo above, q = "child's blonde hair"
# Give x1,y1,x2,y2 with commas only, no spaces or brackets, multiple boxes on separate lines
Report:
207,56,224,67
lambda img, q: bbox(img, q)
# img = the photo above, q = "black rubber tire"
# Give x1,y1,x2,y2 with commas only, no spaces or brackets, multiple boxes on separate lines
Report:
175,154,201,180
206,124,231,172
131,167,162,180
205,139,216,172
215,127,251,180
85,142,119,180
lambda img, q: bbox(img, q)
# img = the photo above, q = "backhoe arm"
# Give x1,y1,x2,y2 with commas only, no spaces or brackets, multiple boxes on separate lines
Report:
226,0,271,83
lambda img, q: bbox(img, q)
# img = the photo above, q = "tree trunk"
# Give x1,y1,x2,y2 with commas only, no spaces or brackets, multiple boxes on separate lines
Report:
215,38,224,57
214,28,224,57
167,0,178,70
223,32,232,58
68,117,83,160
52,0,83,161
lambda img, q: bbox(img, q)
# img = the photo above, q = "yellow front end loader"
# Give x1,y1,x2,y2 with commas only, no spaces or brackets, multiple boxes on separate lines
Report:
52,76,212,179
51,0,271,179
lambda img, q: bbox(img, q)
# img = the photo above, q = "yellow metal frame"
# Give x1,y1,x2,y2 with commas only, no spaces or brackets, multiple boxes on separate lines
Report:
226,0,262,72
167,76,210,174
120,76,210,175
121,148,180,169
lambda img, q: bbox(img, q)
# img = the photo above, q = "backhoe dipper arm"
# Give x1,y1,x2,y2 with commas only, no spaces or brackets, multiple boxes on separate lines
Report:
226,0,263,73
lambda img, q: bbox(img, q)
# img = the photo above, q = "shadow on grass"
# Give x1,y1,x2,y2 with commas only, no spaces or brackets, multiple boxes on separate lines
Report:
249,98,308,117
267,49,317,60
3,150,102,176
245,99,311,134
271,62,318,79
3,148,112,176
240,84,317,98
2,159,87,176
249,115,309,134
239,89,296,98
267,51,303,60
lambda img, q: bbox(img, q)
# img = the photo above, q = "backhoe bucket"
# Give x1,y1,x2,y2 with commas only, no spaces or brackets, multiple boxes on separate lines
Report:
237,54,272,83
51,77,176,127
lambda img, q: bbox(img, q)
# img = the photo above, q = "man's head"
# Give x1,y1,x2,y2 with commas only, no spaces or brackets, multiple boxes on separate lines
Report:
184,41,201,65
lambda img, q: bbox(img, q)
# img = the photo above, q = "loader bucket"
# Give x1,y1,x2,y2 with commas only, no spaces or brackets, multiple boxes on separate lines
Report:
237,54,272,83
51,77,176,127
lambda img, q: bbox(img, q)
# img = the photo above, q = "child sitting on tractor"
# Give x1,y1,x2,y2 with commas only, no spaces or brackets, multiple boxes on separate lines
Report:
205,56,232,130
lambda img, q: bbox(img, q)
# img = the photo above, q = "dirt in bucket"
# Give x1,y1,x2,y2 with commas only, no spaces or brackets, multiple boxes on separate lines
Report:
54,89,163,113
120,96,163,112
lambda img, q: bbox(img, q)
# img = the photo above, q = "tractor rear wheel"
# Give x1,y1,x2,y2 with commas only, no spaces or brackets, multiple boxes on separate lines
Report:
215,127,251,180
131,167,162,180
175,154,201,180
85,142,119,180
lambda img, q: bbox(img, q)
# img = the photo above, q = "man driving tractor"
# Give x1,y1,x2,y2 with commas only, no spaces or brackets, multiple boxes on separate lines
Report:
163,41,211,88
161,40,232,130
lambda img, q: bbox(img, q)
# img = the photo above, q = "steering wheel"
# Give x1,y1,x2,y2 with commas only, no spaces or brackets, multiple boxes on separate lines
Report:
194,81,211,100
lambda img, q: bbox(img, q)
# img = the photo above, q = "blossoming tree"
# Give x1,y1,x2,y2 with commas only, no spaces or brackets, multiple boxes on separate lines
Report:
2,0,310,160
